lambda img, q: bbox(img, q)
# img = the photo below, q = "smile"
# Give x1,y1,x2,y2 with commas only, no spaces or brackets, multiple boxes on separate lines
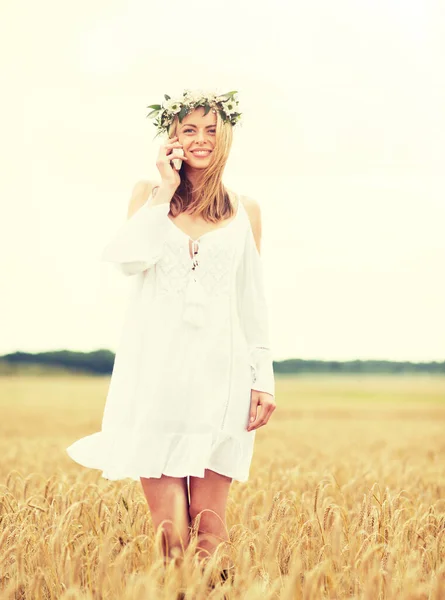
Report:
191,150,212,158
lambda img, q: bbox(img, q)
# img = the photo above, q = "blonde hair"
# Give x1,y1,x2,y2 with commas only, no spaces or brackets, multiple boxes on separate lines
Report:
166,108,235,223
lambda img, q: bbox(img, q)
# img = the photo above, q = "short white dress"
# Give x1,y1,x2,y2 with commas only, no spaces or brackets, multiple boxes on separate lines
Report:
66,187,275,483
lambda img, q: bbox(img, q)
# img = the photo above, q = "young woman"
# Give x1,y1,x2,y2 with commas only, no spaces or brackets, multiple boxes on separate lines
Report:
66,89,276,578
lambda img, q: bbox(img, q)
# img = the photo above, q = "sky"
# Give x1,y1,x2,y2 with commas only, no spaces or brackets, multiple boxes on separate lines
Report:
1,0,444,361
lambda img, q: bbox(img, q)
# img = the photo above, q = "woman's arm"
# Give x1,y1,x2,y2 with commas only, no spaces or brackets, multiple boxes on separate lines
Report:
101,180,174,276
126,180,173,217
236,197,275,398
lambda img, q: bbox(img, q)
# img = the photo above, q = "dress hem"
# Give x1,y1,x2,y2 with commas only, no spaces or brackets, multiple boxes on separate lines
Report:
66,427,254,483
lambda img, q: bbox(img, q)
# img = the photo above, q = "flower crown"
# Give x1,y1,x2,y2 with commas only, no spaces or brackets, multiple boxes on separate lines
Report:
146,88,242,137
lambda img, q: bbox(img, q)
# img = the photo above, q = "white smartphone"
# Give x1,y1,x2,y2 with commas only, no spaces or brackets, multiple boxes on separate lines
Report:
170,147,184,170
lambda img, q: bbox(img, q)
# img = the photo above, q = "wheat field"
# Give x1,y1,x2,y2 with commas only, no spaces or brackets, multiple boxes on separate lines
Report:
0,373,444,599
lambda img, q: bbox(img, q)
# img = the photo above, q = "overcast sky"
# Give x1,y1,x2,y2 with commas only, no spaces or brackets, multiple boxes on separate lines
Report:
1,0,444,361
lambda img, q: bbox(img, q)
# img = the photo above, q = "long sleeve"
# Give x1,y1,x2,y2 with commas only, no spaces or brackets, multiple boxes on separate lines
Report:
236,222,275,398
101,193,171,276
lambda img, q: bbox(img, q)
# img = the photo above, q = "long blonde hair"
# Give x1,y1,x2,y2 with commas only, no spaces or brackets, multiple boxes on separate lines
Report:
167,109,235,223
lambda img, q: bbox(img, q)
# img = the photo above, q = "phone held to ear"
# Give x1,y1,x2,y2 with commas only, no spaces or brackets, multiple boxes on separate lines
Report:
170,147,184,170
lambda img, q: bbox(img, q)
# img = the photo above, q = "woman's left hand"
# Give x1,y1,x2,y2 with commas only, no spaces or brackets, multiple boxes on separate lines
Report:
246,390,276,431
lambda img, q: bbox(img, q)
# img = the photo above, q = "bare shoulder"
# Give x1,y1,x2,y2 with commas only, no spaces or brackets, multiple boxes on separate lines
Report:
240,194,262,254
240,194,261,221
127,179,161,218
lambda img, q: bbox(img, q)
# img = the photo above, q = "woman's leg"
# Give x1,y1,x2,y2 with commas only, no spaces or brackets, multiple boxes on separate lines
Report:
189,469,233,564
140,475,190,562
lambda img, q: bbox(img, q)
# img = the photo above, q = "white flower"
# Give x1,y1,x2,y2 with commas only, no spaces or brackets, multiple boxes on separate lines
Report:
222,100,238,116
163,98,182,113
183,89,202,102
185,88,217,106
205,91,218,103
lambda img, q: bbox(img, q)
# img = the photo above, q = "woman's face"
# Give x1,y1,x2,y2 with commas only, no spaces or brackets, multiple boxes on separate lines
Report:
176,107,217,169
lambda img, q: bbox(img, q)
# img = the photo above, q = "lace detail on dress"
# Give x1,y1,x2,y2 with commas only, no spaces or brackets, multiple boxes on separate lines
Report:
196,243,233,296
155,235,234,298
156,240,190,294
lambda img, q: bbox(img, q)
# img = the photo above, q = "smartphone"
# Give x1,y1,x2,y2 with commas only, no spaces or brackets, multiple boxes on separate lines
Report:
170,147,184,170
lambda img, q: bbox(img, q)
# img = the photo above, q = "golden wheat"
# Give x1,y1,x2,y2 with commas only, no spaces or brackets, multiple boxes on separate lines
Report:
0,373,444,599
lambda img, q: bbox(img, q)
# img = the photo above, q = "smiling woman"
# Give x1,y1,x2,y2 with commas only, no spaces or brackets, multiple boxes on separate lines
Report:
179,118,216,162
66,88,276,576
167,103,236,223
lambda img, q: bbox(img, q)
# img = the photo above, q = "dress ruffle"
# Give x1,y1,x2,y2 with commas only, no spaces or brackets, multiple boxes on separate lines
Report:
66,427,254,482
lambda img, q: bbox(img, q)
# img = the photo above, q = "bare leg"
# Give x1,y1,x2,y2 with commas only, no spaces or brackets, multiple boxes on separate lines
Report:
140,474,190,562
189,468,233,565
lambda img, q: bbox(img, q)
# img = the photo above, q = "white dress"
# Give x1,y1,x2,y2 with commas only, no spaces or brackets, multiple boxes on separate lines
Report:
66,188,275,483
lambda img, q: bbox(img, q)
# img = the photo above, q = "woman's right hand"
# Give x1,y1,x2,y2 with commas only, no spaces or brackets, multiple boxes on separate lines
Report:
156,136,189,190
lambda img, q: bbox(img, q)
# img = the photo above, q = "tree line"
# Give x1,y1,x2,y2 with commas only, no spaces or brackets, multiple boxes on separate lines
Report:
1,351,444,375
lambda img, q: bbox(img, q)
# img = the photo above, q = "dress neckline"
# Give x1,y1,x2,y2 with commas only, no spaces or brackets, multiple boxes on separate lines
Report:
167,191,242,243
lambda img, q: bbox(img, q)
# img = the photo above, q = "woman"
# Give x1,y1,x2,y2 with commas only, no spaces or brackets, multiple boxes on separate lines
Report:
66,89,276,578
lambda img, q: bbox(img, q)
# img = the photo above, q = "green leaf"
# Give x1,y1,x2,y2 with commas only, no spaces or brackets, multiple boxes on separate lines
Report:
164,94,171,101
147,104,162,110
218,109,226,121
203,103,211,116
220,90,237,100
178,105,188,122
147,109,160,118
